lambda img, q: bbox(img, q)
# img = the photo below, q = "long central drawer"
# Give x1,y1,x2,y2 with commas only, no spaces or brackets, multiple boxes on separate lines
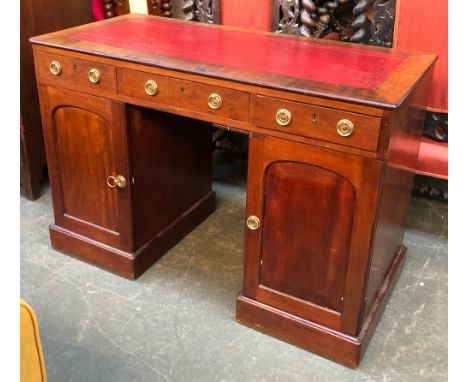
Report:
118,68,250,123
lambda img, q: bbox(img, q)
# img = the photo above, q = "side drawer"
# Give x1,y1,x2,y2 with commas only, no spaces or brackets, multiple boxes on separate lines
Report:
118,68,250,123
34,51,117,94
254,95,382,151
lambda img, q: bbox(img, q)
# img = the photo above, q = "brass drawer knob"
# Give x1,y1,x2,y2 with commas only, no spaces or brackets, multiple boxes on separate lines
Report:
208,93,223,110
49,61,62,76
144,80,158,96
246,215,261,231
276,108,292,126
88,68,101,84
336,119,354,137
106,175,126,189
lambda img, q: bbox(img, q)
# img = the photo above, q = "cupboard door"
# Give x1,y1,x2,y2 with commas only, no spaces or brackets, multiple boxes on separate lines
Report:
243,135,383,334
39,86,132,251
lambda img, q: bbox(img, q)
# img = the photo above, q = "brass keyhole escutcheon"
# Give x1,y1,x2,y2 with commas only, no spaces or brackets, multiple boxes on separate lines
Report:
144,80,158,96
246,215,261,231
49,61,62,76
88,68,101,84
276,108,292,126
106,175,126,189
208,93,223,110
336,119,354,137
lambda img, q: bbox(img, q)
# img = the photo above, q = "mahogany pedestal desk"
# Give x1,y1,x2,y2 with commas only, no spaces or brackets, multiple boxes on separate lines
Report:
31,14,436,368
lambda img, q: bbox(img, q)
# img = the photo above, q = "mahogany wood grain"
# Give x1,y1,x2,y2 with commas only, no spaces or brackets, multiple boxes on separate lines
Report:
254,95,382,151
49,191,216,279
38,85,133,251
32,44,385,118
20,0,94,199
30,14,436,109
32,46,390,161
119,68,250,123
236,245,406,368
243,135,383,335
128,106,213,248
260,162,356,313
361,69,433,322
35,51,118,94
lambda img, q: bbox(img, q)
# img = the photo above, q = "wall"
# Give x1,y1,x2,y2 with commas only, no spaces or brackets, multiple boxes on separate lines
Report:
129,0,148,14
127,0,271,31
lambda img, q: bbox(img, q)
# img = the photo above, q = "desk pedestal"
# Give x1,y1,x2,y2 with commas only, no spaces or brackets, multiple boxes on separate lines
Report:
39,86,215,279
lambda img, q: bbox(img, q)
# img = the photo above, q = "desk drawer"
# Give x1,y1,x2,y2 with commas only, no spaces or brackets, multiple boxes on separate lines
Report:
254,95,381,151
34,51,117,94
119,68,250,123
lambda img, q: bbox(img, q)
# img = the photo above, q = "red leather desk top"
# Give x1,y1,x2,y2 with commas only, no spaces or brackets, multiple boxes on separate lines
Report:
30,14,437,108
70,18,406,91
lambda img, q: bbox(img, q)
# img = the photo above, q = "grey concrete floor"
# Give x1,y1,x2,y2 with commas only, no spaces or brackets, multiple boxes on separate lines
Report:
21,152,447,382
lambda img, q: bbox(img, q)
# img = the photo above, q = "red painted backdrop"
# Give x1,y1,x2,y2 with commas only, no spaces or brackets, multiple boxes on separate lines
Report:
394,0,447,113
221,0,271,31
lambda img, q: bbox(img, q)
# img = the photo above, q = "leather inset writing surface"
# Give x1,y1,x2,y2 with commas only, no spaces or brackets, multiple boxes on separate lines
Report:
70,18,407,90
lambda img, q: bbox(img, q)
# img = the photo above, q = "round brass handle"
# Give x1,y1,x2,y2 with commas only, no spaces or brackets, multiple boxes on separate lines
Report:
276,108,292,126
246,215,261,231
144,80,158,96
88,68,101,84
336,119,354,137
208,93,223,110
106,175,126,189
49,61,62,76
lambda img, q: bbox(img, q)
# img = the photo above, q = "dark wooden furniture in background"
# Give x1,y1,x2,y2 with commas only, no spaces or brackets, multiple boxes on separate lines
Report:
20,0,95,200
271,0,397,46
31,14,435,367
101,0,131,18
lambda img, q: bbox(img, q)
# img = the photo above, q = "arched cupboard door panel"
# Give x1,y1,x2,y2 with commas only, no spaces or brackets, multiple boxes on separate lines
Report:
53,106,119,233
39,85,133,251
260,161,356,314
243,134,383,334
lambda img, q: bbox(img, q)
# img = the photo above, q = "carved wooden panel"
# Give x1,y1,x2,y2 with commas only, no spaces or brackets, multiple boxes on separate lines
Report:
146,0,221,23
102,0,131,18
147,0,173,17
271,0,396,47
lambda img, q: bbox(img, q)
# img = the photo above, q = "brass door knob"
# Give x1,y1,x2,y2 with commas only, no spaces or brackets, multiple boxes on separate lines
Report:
88,68,101,84
276,108,292,126
336,119,354,137
208,93,223,110
49,61,62,76
144,80,158,96
246,215,261,231
106,175,126,189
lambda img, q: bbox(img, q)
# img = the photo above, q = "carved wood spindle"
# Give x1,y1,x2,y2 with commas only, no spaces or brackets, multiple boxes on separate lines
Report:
147,0,162,16
277,0,300,35
195,0,214,23
350,0,375,43
161,0,173,17
327,0,352,41
368,0,396,47
299,0,316,37
102,0,115,19
182,0,196,21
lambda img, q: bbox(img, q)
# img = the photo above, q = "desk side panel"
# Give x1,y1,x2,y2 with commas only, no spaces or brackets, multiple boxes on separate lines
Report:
361,67,434,323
